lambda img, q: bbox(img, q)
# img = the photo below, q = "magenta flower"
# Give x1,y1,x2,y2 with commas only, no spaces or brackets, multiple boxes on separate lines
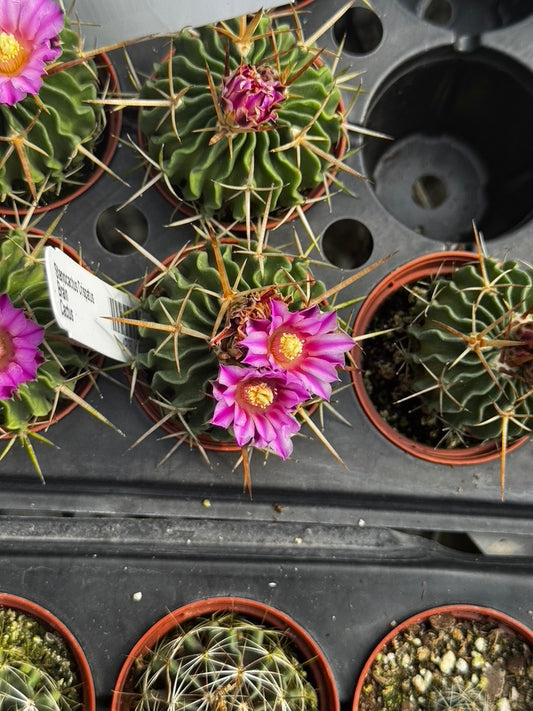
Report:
240,299,354,400
0,0,64,106
220,63,286,128
0,293,44,399
211,365,309,458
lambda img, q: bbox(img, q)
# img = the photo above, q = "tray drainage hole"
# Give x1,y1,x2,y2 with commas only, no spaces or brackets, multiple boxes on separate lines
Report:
322,219,373,269
96,204,148,255
420,0,453,27
411,174,447,210
333,7,383,55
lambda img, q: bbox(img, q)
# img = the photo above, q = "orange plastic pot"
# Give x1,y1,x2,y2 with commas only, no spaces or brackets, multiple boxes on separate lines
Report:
111,596,339,711
350,252,528,466
0,593,95,711
0,53,122,217
352,603,533,711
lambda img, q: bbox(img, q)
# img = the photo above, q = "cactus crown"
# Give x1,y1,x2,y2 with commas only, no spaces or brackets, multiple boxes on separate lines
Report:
130,612,318,711
136,8,359,225
0,605,81,711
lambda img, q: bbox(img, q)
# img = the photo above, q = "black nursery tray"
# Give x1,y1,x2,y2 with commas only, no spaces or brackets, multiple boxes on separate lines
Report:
0,519,531,711
1,0,532,534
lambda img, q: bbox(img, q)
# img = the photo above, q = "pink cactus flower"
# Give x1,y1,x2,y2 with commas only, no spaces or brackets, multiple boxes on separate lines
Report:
0,293,44,399
240,299,354,400
211,364,309,458
220,63,286,128
0,0,64,105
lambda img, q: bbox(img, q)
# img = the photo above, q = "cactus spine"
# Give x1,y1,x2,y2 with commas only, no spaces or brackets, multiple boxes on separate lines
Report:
0,606,81,710
132,612,318,711
138,12,344,222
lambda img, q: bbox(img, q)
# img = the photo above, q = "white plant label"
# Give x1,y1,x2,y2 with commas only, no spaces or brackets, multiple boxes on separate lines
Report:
45,246,139,362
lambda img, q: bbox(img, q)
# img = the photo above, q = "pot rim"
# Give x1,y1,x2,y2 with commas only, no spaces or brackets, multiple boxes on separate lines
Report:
352,602,533,711
0,592,95,711
111,595,339,711
350,251,528,466
1,52,122,217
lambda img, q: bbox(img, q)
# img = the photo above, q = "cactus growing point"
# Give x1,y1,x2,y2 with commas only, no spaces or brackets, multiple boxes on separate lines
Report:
136,7,367,228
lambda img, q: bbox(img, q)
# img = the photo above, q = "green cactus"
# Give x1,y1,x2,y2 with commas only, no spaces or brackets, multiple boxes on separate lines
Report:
138,12,345,223
0,606,81,710
131,612,318,711
0,228,103,482
135,240,324,442
408,257,533,444
0,21,107,207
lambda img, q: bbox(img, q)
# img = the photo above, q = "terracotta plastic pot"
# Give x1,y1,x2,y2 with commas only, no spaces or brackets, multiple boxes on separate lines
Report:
0,231,103,441
350,252,528,466
111,596,339,711
1,53,122,217
352,603,533,711
0,593,95,711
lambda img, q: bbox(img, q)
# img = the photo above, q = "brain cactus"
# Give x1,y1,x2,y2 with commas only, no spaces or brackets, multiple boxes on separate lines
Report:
408,256,533,445
0,605,81,710
0,229,93,456
135,241,325,443
0,16,109,207
138,11,345,222
131,612,318,711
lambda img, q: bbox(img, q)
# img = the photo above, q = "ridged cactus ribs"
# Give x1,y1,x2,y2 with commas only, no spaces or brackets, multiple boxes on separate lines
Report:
132,612,318,711
409,257,533,442
0,230,92,436
0,21,105,205
135,242,325,442
138,13,344,222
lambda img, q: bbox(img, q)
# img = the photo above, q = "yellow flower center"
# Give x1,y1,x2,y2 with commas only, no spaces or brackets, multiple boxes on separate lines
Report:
0,33,27,76
244,382,274,409
278,332,303,361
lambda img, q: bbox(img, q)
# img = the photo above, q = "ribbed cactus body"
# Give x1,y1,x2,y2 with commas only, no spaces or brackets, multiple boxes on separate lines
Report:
138,15,343,221
409,258,533,442
0,606,80,710
136,242,324,441
0,23,103,203
0,231,90,434
133,613,318,711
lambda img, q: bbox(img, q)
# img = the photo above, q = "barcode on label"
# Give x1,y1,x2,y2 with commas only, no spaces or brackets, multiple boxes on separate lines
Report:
108,297,137,340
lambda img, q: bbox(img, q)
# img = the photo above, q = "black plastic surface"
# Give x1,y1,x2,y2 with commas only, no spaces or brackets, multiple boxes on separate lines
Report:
0,519,531,711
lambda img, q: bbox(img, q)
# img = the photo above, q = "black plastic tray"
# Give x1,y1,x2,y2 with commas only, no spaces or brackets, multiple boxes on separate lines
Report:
0,0,532,532
1,519,531,711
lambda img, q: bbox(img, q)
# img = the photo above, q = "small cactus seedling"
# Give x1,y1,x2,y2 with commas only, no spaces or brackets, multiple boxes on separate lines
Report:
408,227,532,495
0,604,81,711
134,5,372,230
431,681,490,711
130,612,318,711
